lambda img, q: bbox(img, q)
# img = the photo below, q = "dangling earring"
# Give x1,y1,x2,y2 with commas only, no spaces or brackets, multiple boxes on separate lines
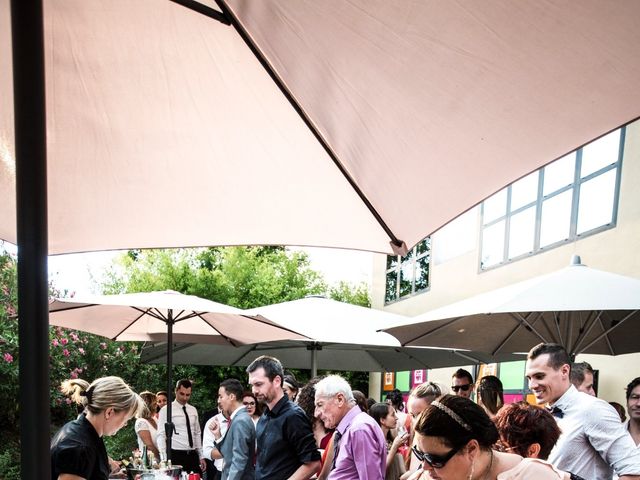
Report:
467,459,475,480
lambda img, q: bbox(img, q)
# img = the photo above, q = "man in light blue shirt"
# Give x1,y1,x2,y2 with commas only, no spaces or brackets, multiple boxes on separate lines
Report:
526,343,640,480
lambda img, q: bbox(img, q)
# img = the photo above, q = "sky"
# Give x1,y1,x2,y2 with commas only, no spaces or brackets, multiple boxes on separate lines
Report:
41,246,374,296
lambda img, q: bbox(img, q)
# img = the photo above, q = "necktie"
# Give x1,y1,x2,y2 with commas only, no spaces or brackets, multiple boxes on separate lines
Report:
331,431,342,470
546,405,563,418
183,405,194,448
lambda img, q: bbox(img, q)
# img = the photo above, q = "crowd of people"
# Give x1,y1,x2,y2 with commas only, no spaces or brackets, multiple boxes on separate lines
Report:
50,342,640,480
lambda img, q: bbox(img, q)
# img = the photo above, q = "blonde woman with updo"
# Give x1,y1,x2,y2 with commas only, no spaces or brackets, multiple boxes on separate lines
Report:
51,376,144,480
135,391,160,458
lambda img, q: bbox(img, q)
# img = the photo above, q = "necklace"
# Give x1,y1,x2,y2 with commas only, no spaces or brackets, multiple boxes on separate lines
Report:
482,450,494,480
468,450,494,480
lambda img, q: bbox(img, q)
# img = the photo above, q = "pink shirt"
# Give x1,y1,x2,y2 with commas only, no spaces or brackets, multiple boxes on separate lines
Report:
328,406,386,480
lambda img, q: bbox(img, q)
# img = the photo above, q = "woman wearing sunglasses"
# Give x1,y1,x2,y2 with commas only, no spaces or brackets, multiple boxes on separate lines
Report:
413,395,569,479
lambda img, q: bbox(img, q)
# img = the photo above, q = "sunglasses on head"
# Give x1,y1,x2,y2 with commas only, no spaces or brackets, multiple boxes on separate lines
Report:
451,384,471,392
412,444,461,469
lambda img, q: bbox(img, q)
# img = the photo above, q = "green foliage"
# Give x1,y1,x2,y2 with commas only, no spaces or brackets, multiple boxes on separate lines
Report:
328,281,371,307
0,245,372,477
101,247,327,308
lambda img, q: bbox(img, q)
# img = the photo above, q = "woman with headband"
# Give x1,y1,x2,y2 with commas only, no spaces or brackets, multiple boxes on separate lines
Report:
51,376,144,480
283,374,300,402
412,395,570,479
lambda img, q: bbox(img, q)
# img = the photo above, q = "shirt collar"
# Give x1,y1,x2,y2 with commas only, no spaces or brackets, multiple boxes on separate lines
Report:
551,384,577,409
265,394,289,416
336,405,360,435
230,405,245,420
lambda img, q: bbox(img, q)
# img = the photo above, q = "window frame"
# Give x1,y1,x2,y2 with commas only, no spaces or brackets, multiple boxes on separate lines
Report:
478,127,625,272
384,238,431,304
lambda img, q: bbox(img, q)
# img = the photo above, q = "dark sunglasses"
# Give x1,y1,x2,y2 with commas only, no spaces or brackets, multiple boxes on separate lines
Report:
451,384,471,392
412,444,461,469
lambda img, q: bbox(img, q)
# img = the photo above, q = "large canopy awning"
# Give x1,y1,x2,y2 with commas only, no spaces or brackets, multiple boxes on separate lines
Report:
2,1,640,255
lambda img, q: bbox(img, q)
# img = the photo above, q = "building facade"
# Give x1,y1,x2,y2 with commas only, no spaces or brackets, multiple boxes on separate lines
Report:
372,119,640,406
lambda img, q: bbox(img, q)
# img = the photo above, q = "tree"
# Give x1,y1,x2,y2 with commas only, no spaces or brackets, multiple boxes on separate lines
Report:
328,281,371,307
100,246,327,308
0,245,372,477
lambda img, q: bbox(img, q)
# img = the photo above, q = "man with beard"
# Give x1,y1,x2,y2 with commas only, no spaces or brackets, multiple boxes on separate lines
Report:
247,356,320,480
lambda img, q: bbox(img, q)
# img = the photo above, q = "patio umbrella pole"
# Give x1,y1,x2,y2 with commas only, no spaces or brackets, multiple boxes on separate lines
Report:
308,343,320,377
165,309,175,462
11,0,50,478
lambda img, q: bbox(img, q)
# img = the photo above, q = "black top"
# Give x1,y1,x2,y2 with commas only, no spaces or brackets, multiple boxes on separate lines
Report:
255,395,320,480
51,413,110,480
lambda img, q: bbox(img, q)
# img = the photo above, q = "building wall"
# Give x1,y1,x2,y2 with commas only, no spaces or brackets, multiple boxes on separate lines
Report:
372,120,640,407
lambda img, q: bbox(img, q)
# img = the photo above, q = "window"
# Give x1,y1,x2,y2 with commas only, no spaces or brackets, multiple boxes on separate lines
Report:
385,238,431,303
480,127,624,270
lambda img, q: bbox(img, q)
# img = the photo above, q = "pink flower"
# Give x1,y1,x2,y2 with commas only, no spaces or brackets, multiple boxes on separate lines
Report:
70,333,79,342
65,398,72,405
3,353,13,363
52,338,59,347
60,338,69,345
78,348,85,355
70,370,78,379
99,343,107,350
62,349,70,357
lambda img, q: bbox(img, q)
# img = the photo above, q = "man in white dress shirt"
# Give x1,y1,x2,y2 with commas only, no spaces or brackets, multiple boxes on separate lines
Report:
626,377,640,448
157,379,206,474
526,343,640,480
203,409,228,480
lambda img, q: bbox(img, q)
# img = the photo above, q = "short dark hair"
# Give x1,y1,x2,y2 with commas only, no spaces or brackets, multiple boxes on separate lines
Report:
353,390,368,413
175,379,192,390
527,343,571,370
494,401,561,460
452,368,474,384
385,388,404,411
415,394,499,450
476,375,504,416
246,355,284,383
570,362,594,386
626,377,640,400
220,378,244,400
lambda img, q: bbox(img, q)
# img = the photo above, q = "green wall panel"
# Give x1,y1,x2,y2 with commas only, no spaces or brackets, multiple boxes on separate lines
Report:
395,371,411,391
499,360,526,390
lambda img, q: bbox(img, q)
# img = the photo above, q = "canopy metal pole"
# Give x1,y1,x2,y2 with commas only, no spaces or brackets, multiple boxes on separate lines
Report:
165,310,175,461
311,348,318,378
11,0,50,478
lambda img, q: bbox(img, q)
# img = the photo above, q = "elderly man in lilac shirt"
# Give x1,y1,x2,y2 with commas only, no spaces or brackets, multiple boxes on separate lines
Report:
315,375,386,480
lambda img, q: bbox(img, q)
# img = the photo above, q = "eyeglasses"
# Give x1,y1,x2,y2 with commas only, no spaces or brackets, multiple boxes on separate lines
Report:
243,401,255,406
412,444,461,469
451,384,471,392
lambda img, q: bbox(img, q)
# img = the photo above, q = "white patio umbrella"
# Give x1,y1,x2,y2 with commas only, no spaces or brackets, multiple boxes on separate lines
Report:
141,296,518,375
384,256,640,358
141,340,518,376
48,290,308,460
6,1,640,477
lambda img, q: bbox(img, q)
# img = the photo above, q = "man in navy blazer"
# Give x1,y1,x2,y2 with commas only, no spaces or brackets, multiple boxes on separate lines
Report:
209,378,256,480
